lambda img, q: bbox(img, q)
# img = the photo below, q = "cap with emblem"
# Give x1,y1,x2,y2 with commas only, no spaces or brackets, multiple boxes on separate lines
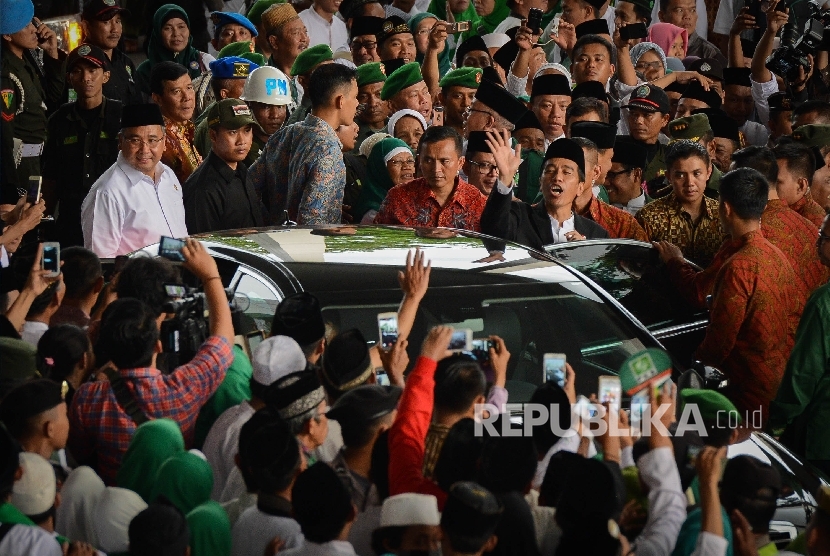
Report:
440,67,482,90
209,56,259,79
575,18,610,38
514,110,543,131
679,388,742,424
465,131,493,156
321,329,374,393
668,113,711,142
252,335,308,387
66,44,110,72
81,0,129,22
120,103,164,129
493,41,520,71
326,384,403,432
266,370,327,421
291,44,333,77
12,453,56,517
206,98,259,130
261,3,299,36
380,493,441,527
680,80,721,110
474,79,528,124
351,16,385,39
688,58,723,81
544,137,586,172
570,121,617,150
0,379,64,440
455,35,489,67
271,292,326,346
692,108,741,143
768,92,793,113
624,84,670,113
218,40,256,58
531,73,572,98
356,62,387,87
571,80,609,103
381,62,424,101
211,11,258,37
377,16,412,47
441,482,503,552
792,124,830,147
242,65,292,105
611,136,648,168
723,67,751,88
247,0,281,26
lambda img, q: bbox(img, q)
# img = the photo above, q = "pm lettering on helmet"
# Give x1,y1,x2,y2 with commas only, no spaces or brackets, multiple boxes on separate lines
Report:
265,78,288,96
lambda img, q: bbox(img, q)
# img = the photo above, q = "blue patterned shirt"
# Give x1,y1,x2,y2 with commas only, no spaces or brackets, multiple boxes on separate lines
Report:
248,114,345,224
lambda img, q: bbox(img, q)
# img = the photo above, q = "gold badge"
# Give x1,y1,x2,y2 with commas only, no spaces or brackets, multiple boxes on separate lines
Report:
233,62,249,77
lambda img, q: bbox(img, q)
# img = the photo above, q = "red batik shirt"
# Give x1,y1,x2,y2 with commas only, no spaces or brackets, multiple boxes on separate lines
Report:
161,115,203,184
581,195,649,241
374,177,487,231
695,230,803,426
791,191,826,228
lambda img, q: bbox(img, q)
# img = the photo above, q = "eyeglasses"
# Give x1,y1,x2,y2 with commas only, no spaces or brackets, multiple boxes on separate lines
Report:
469,160,500,174
605,168,633,179
124,137,164,148
635,61,663,72
416,28,432,36
351,40,377,51
388,158,416,168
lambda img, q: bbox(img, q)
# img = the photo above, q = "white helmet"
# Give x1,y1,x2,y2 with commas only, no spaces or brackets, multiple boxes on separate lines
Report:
242,66,292,106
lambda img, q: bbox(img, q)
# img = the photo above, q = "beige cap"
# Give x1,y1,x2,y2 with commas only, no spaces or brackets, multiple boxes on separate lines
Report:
262,3,299,36
380,493,441,527
12,453,56,516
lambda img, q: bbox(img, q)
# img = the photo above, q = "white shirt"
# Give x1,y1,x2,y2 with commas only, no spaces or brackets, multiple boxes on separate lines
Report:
651,0,708,39
549,212,575,243
21,320,48,346
494,15,522,35
751,74,780,126
0,246,8,268
231,506,303,556
203,400,256,500
385,3,420,20
630,447,687,556
740,120,771,147
81,153,187,257
299,6,349,51
713,0,742,36
0,524,62,556
281,540,360,556
614,191,647,216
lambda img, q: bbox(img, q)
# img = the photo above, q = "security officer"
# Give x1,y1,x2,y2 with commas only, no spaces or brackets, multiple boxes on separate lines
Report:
80,0,143,106
240,65,293,162
667,113,722,199
42,44,122,247
1,0,65,195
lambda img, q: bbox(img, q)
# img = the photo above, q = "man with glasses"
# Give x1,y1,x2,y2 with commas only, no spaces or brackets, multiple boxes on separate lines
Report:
604,137,649,215
81,104,187,257
349,16,384,66
463,132,500,196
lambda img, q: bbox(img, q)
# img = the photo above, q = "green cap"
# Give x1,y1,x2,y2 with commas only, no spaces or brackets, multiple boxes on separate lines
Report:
239,52,267,66
290,44,333,77
356,62,387,88
247,0,282,25
791,124,830,147
207,98,258,129
380,61,423,101
680,388,742,424
439,67,483,91
218,40,255,59
619,348,672,394
668,114,712,142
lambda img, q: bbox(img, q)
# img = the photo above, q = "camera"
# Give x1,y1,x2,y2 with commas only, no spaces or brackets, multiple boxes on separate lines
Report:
766,0,830,80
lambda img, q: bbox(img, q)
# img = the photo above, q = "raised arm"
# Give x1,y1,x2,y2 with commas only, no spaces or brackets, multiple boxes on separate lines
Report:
182,238,234,344
397,248,431,342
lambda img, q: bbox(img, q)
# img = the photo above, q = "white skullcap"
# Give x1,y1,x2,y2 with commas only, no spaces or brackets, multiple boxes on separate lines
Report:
535,63,572,86
12,452,56,516
92,487,148,553
252,335,308,386
380,493,441,527
482,33,510,50
387,109,427,137
360,132,392,158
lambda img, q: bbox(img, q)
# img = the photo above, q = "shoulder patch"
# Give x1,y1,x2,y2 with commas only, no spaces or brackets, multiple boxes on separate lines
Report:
1,89,13,110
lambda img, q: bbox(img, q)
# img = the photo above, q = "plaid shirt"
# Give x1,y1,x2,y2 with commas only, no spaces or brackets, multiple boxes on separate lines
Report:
68,336,233,485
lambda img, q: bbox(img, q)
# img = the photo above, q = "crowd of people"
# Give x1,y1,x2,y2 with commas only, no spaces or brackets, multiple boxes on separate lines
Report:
4,0,830,553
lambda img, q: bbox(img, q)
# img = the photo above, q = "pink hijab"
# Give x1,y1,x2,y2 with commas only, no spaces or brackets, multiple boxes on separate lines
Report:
648,23,688,58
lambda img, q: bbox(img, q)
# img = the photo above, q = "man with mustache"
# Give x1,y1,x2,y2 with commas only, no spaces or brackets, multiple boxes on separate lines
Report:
353,62,389,154
150,62,201,183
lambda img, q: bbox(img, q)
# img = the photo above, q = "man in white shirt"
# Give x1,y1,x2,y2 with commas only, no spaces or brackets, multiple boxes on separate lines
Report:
81,103,187,257
299,0,348,51
20,282,63,347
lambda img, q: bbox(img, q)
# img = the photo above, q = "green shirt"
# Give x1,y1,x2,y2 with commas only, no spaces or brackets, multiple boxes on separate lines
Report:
193,346,253,448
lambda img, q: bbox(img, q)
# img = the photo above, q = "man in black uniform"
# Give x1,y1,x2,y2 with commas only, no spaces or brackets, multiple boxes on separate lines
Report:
42,44,122,247
183,99,268,233
80,0,143,106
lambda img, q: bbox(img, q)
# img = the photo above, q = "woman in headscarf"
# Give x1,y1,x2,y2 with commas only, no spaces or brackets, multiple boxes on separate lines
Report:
136,4,215,94
616,40,713,105
148,451,214,515
93,487,149,556
410,13,452,77
354,138,414,223
474,0,510,34
55,466,105,546
647,22,688,59
117,419,185,503
186,501,232,556
426,0,480,64
387,109,427,152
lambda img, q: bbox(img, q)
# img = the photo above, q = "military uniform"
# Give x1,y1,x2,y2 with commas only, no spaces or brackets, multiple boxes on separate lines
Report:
102,49,143,105
193,113,263,168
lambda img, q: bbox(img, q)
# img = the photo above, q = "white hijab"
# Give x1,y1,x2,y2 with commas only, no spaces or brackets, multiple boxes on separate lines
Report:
92,487,148,553
55,466,105,546
387,109,428,137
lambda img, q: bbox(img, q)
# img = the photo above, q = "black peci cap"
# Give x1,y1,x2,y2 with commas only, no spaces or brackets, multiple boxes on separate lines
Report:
611,136,648,168
531,73,571,98
680,80,722,110
455,35,489,67
350,15,385,38
723,67,752,87
466,130,494,155
474,79,527,124
544,137,586,172
575,19,610,38
571,80,610,103
270,292,326,346
120,103,164,129
570,121,617,150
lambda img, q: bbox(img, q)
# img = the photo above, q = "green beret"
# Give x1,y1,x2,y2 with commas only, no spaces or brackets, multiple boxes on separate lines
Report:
247,0,282,25
668,114,711,142
356,62,387,88
439,67,482,91
792,124,830,148
679,388,742,424
291,44,333,77
380,61,423,101
218,40,255,59
239,52,268,66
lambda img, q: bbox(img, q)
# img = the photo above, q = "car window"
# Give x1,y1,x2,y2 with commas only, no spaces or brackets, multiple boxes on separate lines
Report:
235,272,281,334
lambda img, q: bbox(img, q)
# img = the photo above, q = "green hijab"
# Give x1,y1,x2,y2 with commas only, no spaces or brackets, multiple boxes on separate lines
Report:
187,501,232,556
477,0,511,34
137,4,205,84
149,452,214,515
354,138,413,221
427,0,480,59
117,419,185,503
410,12,452,76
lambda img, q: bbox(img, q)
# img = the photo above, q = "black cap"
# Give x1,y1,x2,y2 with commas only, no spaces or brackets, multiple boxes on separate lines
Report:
81,0,129,21
380,57,406,76
456,35,489,67
321,329,372,392
120,103,164,129
544,137,586,172
768,92,793,112
571,80,609,103
583,0,606,10
128,501,190,556
723,67,751,87
340,0,378,19
721,455,781,501
326,384,402,428
270,292,326,346
663,81,687,94
350,15,384,39
513,110,543,131
292,462,353,538
466,131,494,155
481,65,504,86
624,83,670,113
474,79,527,124
492,40,520,71
680,80,722,110
531,73,571,98
441,482,503,553
245,416,300,488
376,16,411,46
693,108,742,143
570,121,617,149
0,379,63,438
575,19,610,38
66,44,110,71
688,58,723,81
266,370,326,421
612,136,648,168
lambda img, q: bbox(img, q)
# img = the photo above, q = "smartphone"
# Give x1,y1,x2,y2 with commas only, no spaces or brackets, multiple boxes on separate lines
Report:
527,7,543,35
27,176,42,205
629,388,649,429
377,312,399,350
448,328,472,351
470,338,492,361
652,376,673,400
550,15,561,36
164,283,187,298
158,236,186,262
42,242,60,277
432,105,444,126
375,368,390,386
445,21,471,33
620,22,648,41
543,352,566,387
246,330,265,354
598,376,622,412
575,395,598,419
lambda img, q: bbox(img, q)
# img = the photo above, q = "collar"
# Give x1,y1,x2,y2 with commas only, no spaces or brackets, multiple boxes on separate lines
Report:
117,152,165,186
626,191,646,210
206,151,246,182
667,190,716,219
23,320,49,332
548,210,574,228
305,113,342,147
67,97,107,122
257,493,293,517
0,503,36,526
765,198,787,210
791,191,812,212
163,115,194,133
